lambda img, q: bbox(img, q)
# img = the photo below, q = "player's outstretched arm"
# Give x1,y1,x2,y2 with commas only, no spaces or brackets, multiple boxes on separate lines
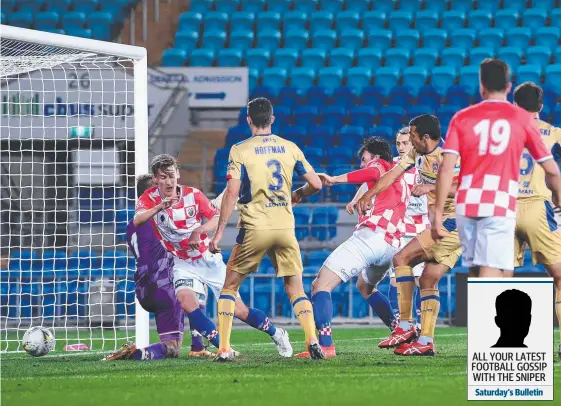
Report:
355,165,405,215
432,153,457,240
292,171,323,205
209,178,241,253
133,198,174,227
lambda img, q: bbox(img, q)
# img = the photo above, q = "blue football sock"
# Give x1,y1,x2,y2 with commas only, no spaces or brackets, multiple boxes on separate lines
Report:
312,291,333,347
367,291,395,328
187,308,219,348
245,307,277,336
415,286,422,325
388,283,399,318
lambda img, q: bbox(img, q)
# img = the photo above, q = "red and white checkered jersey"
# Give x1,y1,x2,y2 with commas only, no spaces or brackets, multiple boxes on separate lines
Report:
135,185,219,261
357,159,409,248
444,100,553,218
394,156,430,236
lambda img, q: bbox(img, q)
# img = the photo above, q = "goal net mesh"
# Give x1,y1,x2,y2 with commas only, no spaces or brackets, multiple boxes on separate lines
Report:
1,37,139,353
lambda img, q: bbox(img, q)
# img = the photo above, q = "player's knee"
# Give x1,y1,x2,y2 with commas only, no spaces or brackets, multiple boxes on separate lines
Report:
311,278,320,295
356,279,373,299
176,289,199,313
392,252,408,267
419,274,437,290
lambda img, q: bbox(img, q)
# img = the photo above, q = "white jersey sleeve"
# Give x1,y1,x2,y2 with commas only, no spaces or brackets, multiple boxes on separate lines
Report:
211,188,238,212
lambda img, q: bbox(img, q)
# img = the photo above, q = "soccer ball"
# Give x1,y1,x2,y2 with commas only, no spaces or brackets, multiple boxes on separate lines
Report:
22,327,55,357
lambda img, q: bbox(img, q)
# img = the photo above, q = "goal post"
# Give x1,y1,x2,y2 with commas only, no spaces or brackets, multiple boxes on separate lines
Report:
0,25,149,352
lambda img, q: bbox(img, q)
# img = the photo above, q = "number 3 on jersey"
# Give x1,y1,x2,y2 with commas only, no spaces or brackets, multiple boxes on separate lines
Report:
474,119,511,156
267,159,284,191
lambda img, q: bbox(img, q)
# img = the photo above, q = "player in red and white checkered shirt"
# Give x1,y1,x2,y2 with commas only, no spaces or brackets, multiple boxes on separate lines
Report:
134,154,294,357
433,59,561,277
294,137,408,358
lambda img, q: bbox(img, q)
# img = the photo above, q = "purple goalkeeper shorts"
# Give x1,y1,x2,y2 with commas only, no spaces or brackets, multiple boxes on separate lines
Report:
136,281,184,342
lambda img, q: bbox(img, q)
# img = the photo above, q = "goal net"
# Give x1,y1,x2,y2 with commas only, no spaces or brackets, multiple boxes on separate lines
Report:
0,25,149,353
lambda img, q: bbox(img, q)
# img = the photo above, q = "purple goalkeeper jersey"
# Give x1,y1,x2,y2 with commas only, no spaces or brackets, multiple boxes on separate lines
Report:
126,220,174,287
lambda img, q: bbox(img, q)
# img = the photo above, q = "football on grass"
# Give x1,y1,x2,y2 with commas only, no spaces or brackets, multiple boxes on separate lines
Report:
22,327,55,357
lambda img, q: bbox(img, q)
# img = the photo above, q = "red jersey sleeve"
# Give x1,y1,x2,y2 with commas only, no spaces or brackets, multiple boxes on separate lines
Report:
442,114,460,155
194,188,219,220
346,165,382,184
135,190,156,214
524,113,553,163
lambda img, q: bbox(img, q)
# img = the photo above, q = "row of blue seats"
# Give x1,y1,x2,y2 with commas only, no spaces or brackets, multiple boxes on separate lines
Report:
5,11,123,31
164,42,561,71
2,0,131,14
179,8,561,35
186,0,557,15
172,26,561,54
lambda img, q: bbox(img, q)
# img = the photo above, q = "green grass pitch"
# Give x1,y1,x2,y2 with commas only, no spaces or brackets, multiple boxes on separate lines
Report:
2,327,560,406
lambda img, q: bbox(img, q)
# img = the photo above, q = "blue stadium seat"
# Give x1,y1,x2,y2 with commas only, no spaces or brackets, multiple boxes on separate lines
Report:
552,9,561,31
470,47,494,66
357,48,382,69
302,147,324,168
322,0,345,13
307,250,331,267
414,48,439,70
161,48,188,66
346,67,372,93
527,46,552,70
229,30,254,51
68,249,100,270
283,11,308,33
345,0,372,13
9,12,33,28
468,10,492,30
532,0,557,9
308,125,336,145
190,48,216,66
328,87,356,109
329,48,355,70
328,147,354,167
42,250,67,272
285,29,310,51
205,12,229,32
522,9,547,32
321,105,347,128
273,105,292,124
311,207,337,241
101,250,128,271
348,106,376,128
441,48,467,70
388,11,413,30
542,85,558,109
294,0,319,13
494,9,519,31
178,12,203,32
246,48,270,71
318,67,343,93
437,105,458,127
425,0,449,12
417,86,441,110
232,12,256,32
9,250,38,272
67,27,93,39
274,48,299,69
294,207,312,240
556,47,561,63
267,0,291,13
374,67,400,95
336,11,360,31
339,29,365,51
553,104,561,125
431,67,457,96
367,29,392,50
174,30,199,50
331,182,357,203
545,65,561,93
476,0,501,12
369,125,393,139
441,11,466,31
89,12,113,40
189,0,213,13
403,67,428,95
422,29,447,50
506,28,532,49
407,104,435,120
310,11,334,31
459,66,480,94
387,87,414,108
450,29,476,51
395,30,420,52
283,124,307,145
262,67,288,93
362,11,386,32
214,148,230,165
257,29,281,49
478,28,505,51
385,48,410,70
215,0,240,14
99,0,129,22
360,86,385,110
35,12,59,31
294,105,319,127
415,10,439,31
243,0,266,13
498,47,523,72
535,27,561,50
217,49,243,66
517,65,543,85
446,85,472,108
379,106,405,130
400,0,423,12
301,48,327,70
1,12,5,24
17,0,44,14
312,29,337,50
51,0,75,14
449,0,473,12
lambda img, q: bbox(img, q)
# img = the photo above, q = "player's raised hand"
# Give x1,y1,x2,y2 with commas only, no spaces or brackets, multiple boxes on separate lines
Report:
317,173,335,187
412,184,433,197
160,197,177,209
346,201,356,215
188,230,202,250
209,232,222,254
355,193,372,215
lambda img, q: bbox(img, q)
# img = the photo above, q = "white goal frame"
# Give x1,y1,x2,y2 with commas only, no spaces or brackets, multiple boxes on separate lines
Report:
0,25,150,350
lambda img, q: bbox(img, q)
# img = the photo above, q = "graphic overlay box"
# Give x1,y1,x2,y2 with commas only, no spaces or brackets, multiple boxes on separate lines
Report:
467,278,554,401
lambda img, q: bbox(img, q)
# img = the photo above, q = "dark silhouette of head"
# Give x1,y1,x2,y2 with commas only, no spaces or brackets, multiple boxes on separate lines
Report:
492,289,532,348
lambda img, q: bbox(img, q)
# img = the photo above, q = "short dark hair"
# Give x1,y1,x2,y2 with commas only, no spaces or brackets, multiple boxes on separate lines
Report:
136,174,153,197
150,154,177,176
480,58,510,93
409,114,441,141
358,137,393,163
247,97,273,128
514,82,543,113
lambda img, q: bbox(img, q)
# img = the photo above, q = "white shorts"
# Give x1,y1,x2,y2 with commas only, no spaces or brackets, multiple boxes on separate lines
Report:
456,215,516,271
387,235,426,278
323,227,398,286
173,251,228,301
